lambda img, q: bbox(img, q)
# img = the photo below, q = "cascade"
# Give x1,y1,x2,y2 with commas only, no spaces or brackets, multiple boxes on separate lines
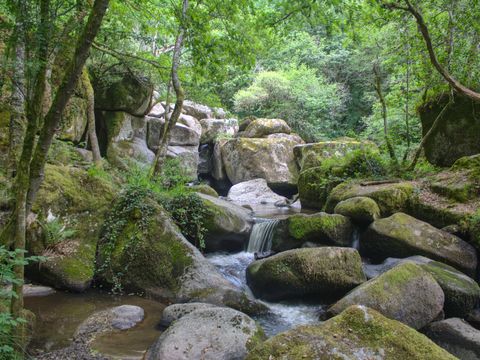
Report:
247,219,280,253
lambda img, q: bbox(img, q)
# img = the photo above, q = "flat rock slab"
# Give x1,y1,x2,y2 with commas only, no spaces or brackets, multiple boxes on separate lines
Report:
111,305,145,330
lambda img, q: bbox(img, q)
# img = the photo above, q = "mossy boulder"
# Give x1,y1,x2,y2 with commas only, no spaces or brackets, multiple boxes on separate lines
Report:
58,95,88,143
198,193,253,252
241,118,291,138
328,263,444,329
297,166,343,210
191,184,219,197
246,247,366,301
28,164,116,292
361,213,477,276
93,70,153,116
221,137,301,191
419,92,480,167
294,139,378,172
334,196,381,224
364,256,480,318
246,305,457,360
326,181,414,216
146,307,265,360
271,212,353,252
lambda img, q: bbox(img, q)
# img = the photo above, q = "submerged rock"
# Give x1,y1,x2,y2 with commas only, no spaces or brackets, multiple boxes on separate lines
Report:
328,262,444,329
424,318,480,360
271,212,353,252
361,212,477,276
247,247,366,301
146,307,265,360
246,305,457,360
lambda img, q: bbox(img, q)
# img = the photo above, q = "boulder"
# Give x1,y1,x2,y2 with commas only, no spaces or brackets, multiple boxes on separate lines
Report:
198,193,253,252
198,144,213,174
467,308,480,329
419,93,480,167
327,263,445,329
166,145,199,181
246,247,366,301
182,100,214,120
266,133,304,143
212,139,228,181
297,167,343,210
147,117,200,148
221,137,301,190
334,196,381,224
361,212,477,276
241,118,291,138
227,179,288,207
191,184,219,197
58,95,88,143
110,305,145,330
146,307,265,360
27,164,116,292
364,256,480,318
424,318,480,360
94,71,153,116
160,303,219,327
326,181,414,215
294,139,378,172
271,213,354,252
107,137,155,168
148,102,165,118
200,118,239,144
246,305,457,360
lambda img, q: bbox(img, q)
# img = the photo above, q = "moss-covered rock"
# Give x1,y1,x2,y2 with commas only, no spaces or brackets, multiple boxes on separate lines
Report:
191,184,219,197
271,212,353,252
419,92,480,167
297,166,343,210
247,305,456,360
242,118,291,138
326,181,414,215
294,138,378,172
328,263,445,329
246,247,366,301
198,193,253,252
58,95,88,143
361,213,477,276
364,256,480,318
334,196,381,224
28,164,116,292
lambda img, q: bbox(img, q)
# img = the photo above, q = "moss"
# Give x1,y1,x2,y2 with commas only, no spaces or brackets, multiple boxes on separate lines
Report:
247,305,456,360
191,184,219,197
334,196,380,224
297,167,342,210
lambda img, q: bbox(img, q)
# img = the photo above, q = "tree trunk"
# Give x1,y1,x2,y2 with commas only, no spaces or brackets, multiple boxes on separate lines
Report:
26,0,110,213
81,67,102,166
152,0,188,177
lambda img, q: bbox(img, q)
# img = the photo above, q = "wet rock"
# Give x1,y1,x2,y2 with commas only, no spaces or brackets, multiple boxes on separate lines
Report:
227,179,288,207
271,212,354,252
328,263,444,329
364,256,480,318
23,285,55,297
246,305,457,360
111,305,144,330
146,307,265,360
424,318,480,360
198,193,253,252
160,302,219,327
241,118,291,139
361,212,477,276
247,247,366,301
334,196,381,224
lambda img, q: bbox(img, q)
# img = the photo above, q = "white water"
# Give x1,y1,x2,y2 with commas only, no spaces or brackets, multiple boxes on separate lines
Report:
247,218,280,253
207,218,324,336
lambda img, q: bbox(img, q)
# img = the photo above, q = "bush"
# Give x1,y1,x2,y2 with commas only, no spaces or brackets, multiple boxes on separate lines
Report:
38,217,76,249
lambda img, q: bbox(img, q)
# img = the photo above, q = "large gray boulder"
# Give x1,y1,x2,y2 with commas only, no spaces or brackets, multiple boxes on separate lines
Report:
246,305,457,360
166,145,199,181
364,256,480,318
160,303,219,327
147,116,201,148
200,118,239,144
227,179,288,207
328,263,445,329
221,137,301,189
247,247,366,301
146,307,265,360
198,194,254,252
271,212,354,252
424,318,480,360
361,212,478,276
183,100,221,120
241,118,291,138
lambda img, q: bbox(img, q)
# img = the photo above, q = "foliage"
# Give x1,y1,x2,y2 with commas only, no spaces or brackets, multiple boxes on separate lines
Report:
38,217,76,249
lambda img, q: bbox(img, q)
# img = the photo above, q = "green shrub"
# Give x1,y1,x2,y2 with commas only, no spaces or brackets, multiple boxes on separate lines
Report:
38,218,76,249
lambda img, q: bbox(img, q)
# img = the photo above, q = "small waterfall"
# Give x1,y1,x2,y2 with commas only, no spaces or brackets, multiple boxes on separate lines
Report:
247,219,280,253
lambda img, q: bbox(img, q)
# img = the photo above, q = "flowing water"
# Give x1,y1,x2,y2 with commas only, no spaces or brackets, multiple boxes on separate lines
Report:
25,290,165,359
207,217,325,336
